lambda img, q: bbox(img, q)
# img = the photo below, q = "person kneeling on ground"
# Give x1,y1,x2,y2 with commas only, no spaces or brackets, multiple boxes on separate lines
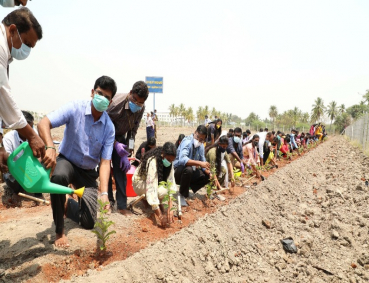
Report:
132,137,156,167
173,125,210,198
132,142,177,226
38,76,116,248
206,135,235,190
263,133,278,168
243,134,263,180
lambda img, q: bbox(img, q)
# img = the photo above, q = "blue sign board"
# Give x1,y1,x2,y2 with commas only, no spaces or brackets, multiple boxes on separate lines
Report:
145,76,163,93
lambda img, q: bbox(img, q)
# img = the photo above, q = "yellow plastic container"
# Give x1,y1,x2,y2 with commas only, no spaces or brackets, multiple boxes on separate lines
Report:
7,142,84,197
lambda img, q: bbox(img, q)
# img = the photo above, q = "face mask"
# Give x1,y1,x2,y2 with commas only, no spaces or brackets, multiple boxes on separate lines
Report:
193,139,201,148
11,29,31,60
129,100,142,113
253,141,258,147
162,158,171,167
218,146,226,153
0,0,14,7
92,93,109,112
216,125,221,129
233,136,241,144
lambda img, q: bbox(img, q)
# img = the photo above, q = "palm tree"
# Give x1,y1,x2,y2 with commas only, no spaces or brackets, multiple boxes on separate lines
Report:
185,107,194,123
326,101,338,129
292,107,301,127
268,105,278,124
338,104,345,114
211,107,217,119
301,112,310,123
178,103,186,118
311,97,325,123
168,104,176,119
363,90,369,105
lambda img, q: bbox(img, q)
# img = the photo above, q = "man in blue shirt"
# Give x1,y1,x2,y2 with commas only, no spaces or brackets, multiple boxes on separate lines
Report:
38,76,116,248
226,127,245,172
173,125,210,198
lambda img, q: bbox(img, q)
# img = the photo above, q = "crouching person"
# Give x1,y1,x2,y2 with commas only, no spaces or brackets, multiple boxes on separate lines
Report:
132,142,177,226
173,125,210,198
38,76,116,248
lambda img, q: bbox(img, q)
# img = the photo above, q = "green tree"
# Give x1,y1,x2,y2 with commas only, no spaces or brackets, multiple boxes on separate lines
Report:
363,90,369,105
245,112,260,125
185,107,194,122
292,107,301,127
301,112,310,123
168,104,176,118
268,105,278,124
338,104,345,114
326,101,338,129
311,97,325,123
334,112,351,133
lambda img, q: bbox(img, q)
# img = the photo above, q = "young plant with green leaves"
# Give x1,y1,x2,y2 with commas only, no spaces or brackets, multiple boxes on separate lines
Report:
205,163,217,199
159,181,177,225
92,200,116,251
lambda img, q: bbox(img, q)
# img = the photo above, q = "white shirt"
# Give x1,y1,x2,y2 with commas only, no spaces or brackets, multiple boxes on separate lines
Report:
256,131,267,159
3,129,25,154
204,118,211,125
146,117,154,128
0,24,27,129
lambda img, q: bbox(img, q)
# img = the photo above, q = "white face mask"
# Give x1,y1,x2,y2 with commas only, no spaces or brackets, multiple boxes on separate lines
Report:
193,139,201,148
11,29,31,60
0,0,15,7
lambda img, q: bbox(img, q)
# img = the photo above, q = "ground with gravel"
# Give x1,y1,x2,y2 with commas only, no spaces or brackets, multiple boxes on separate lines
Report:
61,136,369,283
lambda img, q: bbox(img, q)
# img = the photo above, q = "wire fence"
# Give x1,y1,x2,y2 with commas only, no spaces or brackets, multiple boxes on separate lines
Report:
345,113,369,151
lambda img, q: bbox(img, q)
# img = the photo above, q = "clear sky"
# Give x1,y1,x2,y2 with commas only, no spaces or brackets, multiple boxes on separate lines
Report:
6,0,369,120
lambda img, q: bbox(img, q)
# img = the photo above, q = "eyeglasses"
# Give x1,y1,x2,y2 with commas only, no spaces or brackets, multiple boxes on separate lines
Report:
95,91,111,101
129,94,145,107
194,133,205,143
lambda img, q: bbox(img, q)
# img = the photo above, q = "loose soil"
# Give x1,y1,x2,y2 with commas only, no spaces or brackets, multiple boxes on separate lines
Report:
0,127,350,283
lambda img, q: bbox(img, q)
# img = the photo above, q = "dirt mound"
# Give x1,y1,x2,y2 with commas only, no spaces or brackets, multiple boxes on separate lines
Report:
65,136,369,283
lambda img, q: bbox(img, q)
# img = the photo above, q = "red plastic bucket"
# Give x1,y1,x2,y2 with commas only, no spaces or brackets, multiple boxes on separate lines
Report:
126,158,139,197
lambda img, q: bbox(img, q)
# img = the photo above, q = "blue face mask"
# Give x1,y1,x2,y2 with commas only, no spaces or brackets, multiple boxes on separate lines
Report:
92,94,110,112
11,29,31,60
129,100,142,113
233,136,241,144
162,158,171,167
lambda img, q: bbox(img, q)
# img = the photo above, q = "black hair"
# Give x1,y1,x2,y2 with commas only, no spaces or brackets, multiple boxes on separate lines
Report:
234,127,242,134
252,134,260,140
242,132,247,138
94,76,117,98
272,131,275,135
246,129,251,134
196,125,207,137
272,137,279,144
266,132,272,137
227,132,233,138
215,136,229,176
147,137,156,147
3,7,42,40
229,129,234,133
138,142,176,183
22,110,34,123
259,128,264,132
132,81,149,99
264,128,268,132
276,131,281,135
208,119,222,141
175,134,185,149
285,136,291,143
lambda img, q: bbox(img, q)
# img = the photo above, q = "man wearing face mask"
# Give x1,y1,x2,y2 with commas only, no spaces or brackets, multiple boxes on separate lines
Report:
37,76,116,248
0,8,45,172
226,127,245,173
0,0,28,7
173,125,211,198
107,81,148,216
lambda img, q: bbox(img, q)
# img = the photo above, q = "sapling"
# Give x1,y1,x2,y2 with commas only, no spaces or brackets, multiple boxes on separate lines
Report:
92,200,116,251
159,181,176,225
205,163,217,199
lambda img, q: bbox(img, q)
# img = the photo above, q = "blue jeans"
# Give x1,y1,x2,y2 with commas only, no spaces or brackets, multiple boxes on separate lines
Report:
108,148,127,210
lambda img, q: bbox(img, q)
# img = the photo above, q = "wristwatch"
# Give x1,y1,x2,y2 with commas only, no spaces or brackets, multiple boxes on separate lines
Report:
100,192,108,196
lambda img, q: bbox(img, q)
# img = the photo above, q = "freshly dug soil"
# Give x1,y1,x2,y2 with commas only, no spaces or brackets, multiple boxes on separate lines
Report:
63,136,369,283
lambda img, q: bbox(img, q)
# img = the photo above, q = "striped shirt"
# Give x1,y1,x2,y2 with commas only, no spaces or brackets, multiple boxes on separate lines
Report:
107,93,145,142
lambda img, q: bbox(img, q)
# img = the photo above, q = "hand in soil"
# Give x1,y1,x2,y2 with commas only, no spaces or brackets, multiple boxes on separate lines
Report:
55,233,70,248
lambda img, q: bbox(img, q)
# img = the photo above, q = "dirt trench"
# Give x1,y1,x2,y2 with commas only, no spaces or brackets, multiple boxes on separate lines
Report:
63,136,369,283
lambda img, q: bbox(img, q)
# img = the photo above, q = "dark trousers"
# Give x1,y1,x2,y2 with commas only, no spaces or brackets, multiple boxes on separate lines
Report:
50,155,98,235
146,126,155,140
108,148,127,210
174,165,210,198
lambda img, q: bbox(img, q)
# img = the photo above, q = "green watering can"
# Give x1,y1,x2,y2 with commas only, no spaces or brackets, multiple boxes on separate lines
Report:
7,142,85,197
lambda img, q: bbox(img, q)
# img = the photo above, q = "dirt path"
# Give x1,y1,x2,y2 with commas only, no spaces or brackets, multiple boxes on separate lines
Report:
61,136,369,283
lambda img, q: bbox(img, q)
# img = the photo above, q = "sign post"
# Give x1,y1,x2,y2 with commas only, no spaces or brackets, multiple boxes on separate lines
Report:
145,76,163,112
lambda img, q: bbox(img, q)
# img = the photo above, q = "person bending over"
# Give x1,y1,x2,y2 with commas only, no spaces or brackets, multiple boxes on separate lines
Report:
132,137,156,167
226,127,245,172
243,134,262,180
133,142,177,226
173,125,210,198
38,76,116,248
206,135,235,190
206,118,222,146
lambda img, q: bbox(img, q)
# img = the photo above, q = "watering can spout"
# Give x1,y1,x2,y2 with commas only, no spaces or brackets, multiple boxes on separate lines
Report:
73,187,85,198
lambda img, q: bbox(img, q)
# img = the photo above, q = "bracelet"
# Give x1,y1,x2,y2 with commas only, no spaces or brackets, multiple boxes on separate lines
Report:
45,146,56,150
100,192,108,196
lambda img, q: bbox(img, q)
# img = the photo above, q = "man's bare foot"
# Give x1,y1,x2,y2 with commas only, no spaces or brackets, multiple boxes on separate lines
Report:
118,209,133,216
55,233,70,248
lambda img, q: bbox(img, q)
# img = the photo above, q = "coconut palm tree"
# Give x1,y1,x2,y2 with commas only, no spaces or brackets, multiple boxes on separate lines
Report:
168,104,176,119
301,112,310,123
292,107,301,127
338,104,345,114
311,97,325,123
268,105,278,124
185,107,194,123
326,101,338,129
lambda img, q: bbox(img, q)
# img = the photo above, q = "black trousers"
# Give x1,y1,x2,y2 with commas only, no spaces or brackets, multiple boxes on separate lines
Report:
174,165,210,198
50,155,98,235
